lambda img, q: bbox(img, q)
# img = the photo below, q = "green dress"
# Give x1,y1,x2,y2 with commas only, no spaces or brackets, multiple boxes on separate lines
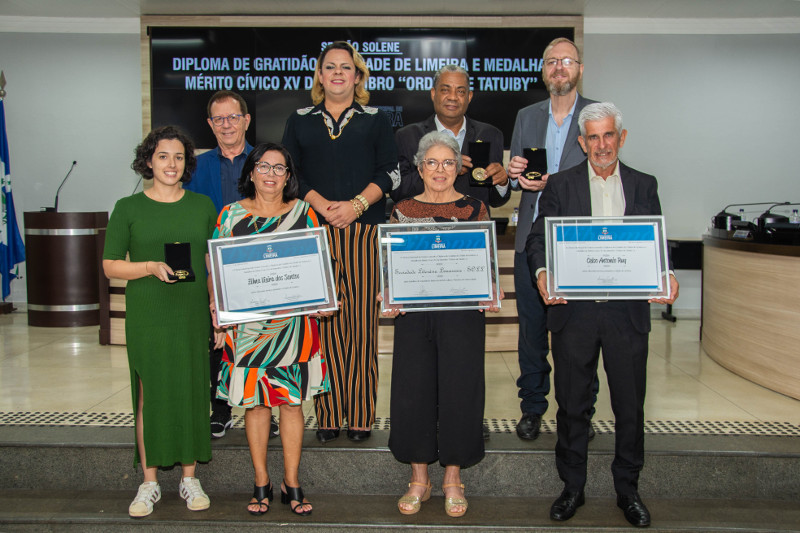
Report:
103,190,217,467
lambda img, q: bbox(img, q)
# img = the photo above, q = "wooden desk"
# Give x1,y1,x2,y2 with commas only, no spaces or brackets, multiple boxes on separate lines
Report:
701,236,800,400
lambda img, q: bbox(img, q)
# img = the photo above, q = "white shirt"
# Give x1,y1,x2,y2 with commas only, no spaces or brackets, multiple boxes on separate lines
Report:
534,159,625,280
589,160,625,217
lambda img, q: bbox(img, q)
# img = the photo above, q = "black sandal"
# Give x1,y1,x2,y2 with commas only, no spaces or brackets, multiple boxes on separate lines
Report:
281,482,312,516
248,482,273,516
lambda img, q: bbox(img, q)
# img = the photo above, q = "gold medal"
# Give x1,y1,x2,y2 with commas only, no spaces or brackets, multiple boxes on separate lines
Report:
472,167,488,182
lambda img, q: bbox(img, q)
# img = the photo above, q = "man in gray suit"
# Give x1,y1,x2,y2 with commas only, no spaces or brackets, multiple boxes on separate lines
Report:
507,38,597,441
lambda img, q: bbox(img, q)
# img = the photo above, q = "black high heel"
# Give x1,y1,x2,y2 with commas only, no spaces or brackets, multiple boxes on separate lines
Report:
248,482,273,516
281,482,312,516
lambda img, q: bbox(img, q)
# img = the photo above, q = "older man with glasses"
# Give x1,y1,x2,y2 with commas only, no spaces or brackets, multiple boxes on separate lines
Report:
184,90,278,441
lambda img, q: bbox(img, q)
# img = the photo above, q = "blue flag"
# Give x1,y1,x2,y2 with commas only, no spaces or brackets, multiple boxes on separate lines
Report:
0,99,26,301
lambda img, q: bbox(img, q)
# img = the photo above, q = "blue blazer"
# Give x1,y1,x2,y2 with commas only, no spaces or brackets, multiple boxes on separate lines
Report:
184,143,253,213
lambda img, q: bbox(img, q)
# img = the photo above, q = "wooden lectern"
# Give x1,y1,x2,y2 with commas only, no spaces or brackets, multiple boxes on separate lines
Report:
23,211,108,327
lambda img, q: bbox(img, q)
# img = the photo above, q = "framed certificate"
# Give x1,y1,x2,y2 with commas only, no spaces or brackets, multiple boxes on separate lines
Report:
378,221,501,312
545,216,671,300
208,226,337,326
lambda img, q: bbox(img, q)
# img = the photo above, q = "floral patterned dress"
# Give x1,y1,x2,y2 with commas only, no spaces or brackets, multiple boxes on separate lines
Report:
214,200,329,408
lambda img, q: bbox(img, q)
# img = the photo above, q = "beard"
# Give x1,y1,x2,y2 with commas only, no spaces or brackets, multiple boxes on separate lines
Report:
545,69,579,96
546,78,576,96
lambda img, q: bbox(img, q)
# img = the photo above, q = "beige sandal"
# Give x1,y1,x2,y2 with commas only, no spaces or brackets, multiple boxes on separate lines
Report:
442,483,468,517
397,481,432,515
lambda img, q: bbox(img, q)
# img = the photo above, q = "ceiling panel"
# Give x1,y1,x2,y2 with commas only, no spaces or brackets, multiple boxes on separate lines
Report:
1,0,798,19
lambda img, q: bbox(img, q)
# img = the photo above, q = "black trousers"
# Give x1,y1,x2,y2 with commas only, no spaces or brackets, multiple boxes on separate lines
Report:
388,310,485,468
209,341,231,418
551,301,648,496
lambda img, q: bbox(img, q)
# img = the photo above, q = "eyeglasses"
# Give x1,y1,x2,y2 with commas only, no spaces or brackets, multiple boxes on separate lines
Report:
421,159,457,171
209,114,244,126
544,57,580,68
255,162,288,176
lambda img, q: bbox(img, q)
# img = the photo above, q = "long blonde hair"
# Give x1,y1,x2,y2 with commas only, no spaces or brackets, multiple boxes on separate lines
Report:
311,41,370,106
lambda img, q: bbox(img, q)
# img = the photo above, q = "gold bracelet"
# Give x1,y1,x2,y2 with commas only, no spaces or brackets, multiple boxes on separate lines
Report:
355,194,369,212
351,198,364,218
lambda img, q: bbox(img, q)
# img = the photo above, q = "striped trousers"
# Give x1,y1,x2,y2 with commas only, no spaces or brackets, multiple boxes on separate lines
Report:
314,223,379,429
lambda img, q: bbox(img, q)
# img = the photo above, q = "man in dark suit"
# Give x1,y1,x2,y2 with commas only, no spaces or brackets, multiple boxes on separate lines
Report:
527,102,679,527
393,64,510,211
507,37,598,441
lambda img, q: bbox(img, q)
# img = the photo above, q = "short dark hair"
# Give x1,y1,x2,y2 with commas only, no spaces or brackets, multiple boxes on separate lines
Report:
238,142,299,202
131,125,197,183
207,90,248,117
433,64,470,89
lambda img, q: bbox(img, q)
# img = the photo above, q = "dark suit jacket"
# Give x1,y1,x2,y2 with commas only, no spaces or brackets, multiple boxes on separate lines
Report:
526,159,663,335
392,115,511,210
510,93,596,252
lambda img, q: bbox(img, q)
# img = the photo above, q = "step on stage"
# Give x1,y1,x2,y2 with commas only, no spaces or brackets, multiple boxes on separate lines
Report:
1,416,799,532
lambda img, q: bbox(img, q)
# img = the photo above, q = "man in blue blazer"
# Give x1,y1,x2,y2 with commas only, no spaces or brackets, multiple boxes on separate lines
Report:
527,102,679,527
507,38,598,442
185,90,253,213
184,91,268,441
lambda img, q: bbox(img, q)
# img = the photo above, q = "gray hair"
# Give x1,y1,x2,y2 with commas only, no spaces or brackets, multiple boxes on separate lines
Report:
433,64,470,88
578,102,623,136
413,131,463,173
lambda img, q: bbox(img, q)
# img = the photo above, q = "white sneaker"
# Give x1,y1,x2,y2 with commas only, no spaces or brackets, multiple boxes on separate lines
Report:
129,481,161,517
179,476,210,511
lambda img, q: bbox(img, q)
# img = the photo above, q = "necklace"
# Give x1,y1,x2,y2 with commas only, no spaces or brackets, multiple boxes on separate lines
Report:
323,108,355,140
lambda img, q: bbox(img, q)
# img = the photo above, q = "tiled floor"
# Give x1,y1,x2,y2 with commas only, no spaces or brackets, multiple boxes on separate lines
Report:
1,311,799,427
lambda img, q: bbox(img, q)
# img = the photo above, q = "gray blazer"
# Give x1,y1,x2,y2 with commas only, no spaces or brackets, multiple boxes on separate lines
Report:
510,93,596,252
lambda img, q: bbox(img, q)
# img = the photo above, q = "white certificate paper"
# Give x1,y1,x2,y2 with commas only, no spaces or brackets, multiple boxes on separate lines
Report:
219,235,328,311
388,230,492,303
546,217,670,300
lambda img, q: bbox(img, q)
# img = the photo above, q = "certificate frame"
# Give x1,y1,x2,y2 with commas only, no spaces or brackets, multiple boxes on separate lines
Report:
378,221,501,312
208,226,337,326
545,215,670,300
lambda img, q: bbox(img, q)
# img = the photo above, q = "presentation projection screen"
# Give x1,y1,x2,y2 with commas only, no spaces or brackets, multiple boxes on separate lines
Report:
145,18,580,149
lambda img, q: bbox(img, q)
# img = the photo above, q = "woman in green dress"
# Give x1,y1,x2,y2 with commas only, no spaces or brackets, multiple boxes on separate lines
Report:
103,126,217,518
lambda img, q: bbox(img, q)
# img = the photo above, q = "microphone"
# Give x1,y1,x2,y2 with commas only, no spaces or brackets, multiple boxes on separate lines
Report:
759,201,792,215
42,161,77,212
715,201,784,217
131,176,143,196
756,202,791,229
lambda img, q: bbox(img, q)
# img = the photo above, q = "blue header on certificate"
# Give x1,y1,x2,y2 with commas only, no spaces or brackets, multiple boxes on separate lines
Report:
556,224,655,242
220,237,318,265
388,231,487,251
